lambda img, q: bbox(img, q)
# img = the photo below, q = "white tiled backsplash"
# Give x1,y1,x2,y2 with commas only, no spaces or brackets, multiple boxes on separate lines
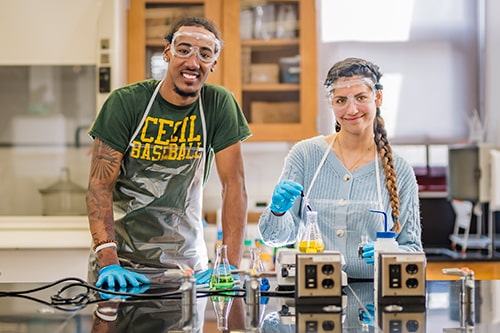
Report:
203,142,293,213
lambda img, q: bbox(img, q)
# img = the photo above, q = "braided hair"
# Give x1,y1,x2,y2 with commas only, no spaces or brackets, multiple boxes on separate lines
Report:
324,57,401,232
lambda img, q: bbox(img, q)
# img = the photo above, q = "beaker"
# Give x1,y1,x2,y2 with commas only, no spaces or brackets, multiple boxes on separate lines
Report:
298,210,325,253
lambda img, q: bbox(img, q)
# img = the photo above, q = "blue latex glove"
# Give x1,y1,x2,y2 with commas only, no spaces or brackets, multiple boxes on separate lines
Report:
260,277,270,304
270,180,303,214
243,277,270,291
194,265,239,285
358,303,375,326
361,242,375,265
243,277,270,305
99,284,150,300
96,264,151,289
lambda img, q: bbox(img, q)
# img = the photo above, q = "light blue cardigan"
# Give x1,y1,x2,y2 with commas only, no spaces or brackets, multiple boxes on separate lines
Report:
258,135,423,279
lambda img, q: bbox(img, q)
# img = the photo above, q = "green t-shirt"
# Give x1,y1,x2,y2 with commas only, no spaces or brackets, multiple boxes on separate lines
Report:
89,79,251,182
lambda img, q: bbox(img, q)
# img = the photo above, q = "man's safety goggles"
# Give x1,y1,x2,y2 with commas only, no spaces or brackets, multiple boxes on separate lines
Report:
169,31,220,63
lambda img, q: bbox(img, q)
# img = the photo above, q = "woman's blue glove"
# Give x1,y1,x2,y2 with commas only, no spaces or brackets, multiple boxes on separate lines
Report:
361,242,375,264
96,264,151,289
270,180,303,214
358,303,375,326
194,265,239,285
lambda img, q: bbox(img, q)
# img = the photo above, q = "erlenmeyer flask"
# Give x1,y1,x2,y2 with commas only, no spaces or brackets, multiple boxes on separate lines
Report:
210,244,235,290
210,295,233,331
298,210,325,253
249,247,265,273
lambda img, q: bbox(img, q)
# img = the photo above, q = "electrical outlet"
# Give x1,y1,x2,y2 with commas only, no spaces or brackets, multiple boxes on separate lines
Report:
378,305,426,333
378,252,426,305
297,311,342,333
295,252,343,305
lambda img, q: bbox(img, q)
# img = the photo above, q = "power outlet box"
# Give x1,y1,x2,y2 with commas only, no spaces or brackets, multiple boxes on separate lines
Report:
378,252,426,305
378,304,426,333
297,311,342,333
295,252,343,305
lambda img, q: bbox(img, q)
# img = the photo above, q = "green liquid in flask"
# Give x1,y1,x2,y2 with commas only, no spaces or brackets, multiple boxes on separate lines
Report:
209,274,234,289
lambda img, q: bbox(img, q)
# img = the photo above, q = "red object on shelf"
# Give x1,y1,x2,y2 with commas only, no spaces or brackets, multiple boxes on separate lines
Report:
414,166,447,192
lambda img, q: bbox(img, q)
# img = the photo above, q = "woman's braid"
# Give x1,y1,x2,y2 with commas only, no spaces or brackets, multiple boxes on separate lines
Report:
374,110,401,232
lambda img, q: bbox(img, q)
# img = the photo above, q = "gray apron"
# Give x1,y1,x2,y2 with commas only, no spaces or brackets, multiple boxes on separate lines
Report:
89,81,208,283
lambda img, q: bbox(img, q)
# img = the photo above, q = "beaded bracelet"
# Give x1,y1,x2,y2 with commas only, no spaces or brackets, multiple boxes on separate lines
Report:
93,239,118,252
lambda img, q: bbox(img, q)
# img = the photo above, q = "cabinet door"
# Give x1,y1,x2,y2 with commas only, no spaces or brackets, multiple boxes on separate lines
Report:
127,0,222,84
222,0,318,142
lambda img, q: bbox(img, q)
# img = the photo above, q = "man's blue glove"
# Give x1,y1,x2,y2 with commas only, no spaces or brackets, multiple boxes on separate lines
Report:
194,265,239,285
99,284,150,300
270,180,303,214
361,242,375,265
96,264,151,289
358,303,375,326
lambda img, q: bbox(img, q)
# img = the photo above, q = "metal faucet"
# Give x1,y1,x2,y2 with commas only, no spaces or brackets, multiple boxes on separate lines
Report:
442,267,475,328
245,269,261,330
180,269,197,330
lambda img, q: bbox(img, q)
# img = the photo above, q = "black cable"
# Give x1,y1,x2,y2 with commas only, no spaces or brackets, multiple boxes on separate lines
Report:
0,277,87,296
1,277,297,311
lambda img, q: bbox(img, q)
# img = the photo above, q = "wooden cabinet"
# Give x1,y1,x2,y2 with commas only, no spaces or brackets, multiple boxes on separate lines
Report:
222,0,318,141
127,0,318,142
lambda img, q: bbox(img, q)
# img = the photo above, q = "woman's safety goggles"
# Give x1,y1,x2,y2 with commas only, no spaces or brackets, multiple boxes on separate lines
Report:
169,31,221,63
326,77,379,111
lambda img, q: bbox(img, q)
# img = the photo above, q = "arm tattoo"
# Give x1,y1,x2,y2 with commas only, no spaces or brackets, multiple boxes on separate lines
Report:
91,140,120,180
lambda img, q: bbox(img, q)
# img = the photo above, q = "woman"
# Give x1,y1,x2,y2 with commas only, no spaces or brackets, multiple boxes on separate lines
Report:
258,57,422,279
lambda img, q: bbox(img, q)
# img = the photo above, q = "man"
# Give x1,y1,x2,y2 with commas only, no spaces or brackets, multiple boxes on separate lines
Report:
87,16,251,288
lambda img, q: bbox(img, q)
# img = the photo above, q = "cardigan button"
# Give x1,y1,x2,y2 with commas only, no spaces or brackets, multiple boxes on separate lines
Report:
336,229,345,237
343,174,351,181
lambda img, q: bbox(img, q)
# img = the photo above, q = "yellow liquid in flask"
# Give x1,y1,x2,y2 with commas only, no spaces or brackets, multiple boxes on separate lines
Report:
299,240,325,253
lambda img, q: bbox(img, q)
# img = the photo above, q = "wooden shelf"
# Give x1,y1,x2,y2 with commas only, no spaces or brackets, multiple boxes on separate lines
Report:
146,38,165,47
241,38,299,48
243,83,299,92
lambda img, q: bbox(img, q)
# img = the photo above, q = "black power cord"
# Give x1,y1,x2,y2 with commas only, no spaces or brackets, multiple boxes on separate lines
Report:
1,277,296,312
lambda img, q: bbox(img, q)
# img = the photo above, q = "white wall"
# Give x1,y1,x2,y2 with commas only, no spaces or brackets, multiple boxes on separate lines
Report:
0,0,101,65
316,0,478,144
484,0,500,145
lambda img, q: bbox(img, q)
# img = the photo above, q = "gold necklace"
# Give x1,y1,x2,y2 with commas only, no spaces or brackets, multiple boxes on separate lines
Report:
335,135,374,171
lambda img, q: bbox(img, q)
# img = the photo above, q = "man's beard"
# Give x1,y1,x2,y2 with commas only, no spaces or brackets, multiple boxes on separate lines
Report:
173,84,198,98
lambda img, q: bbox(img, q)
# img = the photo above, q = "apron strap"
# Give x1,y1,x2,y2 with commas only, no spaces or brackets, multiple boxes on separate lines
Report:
126,80,163,152
304,135,384,213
